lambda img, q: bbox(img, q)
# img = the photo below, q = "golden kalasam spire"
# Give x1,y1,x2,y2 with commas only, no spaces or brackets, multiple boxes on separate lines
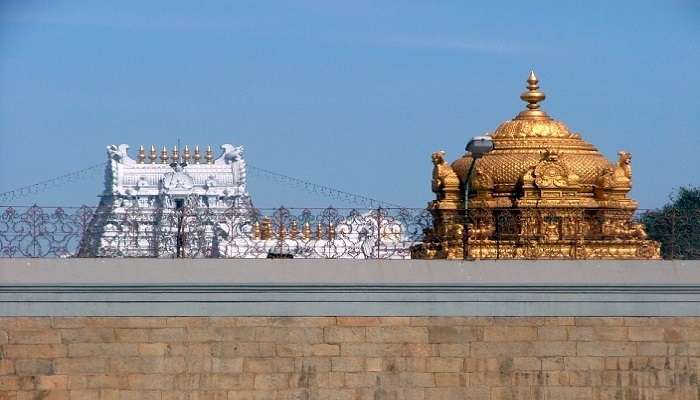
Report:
149,145,157,163
516,70,549,120
193,145,201,164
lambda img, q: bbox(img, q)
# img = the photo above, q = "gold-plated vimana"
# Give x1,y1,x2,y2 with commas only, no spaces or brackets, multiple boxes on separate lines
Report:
412,71,660,260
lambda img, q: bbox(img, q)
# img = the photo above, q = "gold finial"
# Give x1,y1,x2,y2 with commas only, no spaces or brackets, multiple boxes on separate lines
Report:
290,220,298,239
302,222,311,240
160,146,169,164
193,145,201,164
172,145,180,162
517,70,549,120
252,221,260,240
137,145,145,164
205,145,213,164
183,145,191,162
149,145,157,163
261,217,272,240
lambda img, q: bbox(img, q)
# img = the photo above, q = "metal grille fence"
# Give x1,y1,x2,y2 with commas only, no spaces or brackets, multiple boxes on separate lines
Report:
0,205,697,259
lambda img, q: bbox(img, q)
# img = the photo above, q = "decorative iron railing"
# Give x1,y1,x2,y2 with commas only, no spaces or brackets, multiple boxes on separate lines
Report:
0,205,697,259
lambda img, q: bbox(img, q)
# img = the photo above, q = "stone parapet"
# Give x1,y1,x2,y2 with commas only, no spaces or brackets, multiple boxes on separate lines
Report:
1,259,699,316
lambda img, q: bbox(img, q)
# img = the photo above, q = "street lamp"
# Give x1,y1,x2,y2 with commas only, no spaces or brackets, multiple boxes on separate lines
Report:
463,135,494,258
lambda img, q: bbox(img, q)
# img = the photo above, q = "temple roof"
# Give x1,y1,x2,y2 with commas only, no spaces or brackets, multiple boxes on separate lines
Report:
452,72,614,194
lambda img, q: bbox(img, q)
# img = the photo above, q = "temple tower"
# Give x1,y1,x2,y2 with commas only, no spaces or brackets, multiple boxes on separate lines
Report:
414,72,660,259
79,143,256,257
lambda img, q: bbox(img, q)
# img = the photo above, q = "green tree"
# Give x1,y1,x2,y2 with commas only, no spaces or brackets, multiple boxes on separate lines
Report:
640,186,700,259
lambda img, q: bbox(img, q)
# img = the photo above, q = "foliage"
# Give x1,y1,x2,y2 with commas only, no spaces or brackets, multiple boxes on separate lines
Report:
640,187,700,259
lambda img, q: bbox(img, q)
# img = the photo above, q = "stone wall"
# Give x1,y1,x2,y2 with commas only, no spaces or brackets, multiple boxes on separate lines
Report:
1,316,700,399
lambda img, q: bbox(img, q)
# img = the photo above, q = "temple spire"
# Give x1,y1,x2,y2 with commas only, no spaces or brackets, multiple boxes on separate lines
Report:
516,70,549,120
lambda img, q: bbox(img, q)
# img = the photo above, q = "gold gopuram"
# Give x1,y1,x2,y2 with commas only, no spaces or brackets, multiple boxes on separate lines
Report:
412,72,661,260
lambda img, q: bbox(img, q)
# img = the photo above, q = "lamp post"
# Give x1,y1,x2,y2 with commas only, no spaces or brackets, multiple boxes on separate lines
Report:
463,135,494,258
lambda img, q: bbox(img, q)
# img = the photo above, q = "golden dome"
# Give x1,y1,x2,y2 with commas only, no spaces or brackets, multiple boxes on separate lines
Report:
416,71,659,260
452,71,613,195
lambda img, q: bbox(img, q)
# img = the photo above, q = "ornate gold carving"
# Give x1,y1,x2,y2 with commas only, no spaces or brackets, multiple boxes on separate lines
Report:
413,72,660,260
431,151,460,202
615,151,632,187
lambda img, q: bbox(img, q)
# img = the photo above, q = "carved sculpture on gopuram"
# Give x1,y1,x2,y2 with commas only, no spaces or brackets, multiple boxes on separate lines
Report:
412,72,661,260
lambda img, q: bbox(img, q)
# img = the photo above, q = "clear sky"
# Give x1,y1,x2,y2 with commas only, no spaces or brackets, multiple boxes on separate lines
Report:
1,1,698,209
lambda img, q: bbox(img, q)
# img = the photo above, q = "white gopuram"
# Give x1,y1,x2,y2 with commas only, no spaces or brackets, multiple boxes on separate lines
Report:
79,143,412,259
79,143,256,257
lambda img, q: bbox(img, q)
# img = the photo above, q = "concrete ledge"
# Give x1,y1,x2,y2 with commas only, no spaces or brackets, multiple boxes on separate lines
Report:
1,259,699,316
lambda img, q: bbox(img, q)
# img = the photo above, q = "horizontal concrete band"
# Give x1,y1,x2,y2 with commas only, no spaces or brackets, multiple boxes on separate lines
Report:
1,259,699,316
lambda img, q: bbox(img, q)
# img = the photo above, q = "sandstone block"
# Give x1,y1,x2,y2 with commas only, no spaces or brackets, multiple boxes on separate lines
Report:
0,317,51,330
165,317,210,327
149,328,187,342
340,343,403,357
14,359,54,376
564,357,604,370
254,373,289,390
34,375,68,390
531,341,576,357
637,342,668,356
426,357,463,373
577,342,636,357
425,387,488,400
399,372,435,388
211,358,244,374
493,317,544,326
127,374,175,390
537,326,567,341
108,357,185,374
402,343,433,357
336,317,409,326
0,360,14,376
54,358,108,374
343,372,378,388
512,357,541,371
434,373,462,387
114,389,161,400
324,327,365,343
114,329,149,343
541,357,564,371
59,328,115,344
254,327,323,343
410,317,494,327
484,327,536,342
428,326,479,343
566,326,594,341
628,327,665,341
366,327,428,343
201,373,255,390
68,343,139,357
331,357,364,372
575,317,624,326
9,330,61,345
138,343,169,356
471,342,531,357
68,390,99,400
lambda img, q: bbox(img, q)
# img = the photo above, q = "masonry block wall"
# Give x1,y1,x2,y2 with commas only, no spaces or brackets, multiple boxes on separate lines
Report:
1,316,700,400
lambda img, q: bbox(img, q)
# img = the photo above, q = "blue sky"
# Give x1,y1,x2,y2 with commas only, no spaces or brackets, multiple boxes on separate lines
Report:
1,0,698,209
